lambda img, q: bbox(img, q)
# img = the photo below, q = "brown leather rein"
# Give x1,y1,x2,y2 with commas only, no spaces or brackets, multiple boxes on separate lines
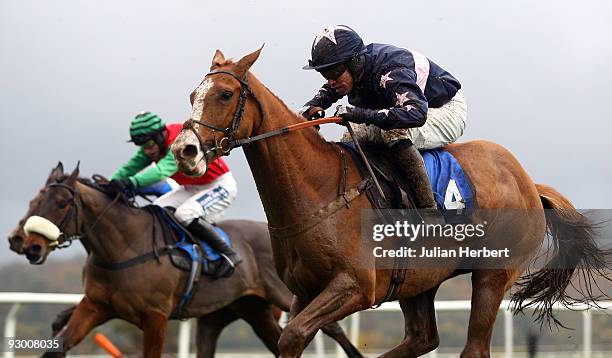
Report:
183,70,342,162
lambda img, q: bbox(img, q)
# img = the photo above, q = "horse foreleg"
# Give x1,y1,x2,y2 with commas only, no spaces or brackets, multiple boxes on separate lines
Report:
278,273,369,358
461,270,511,358
379,285,440,358
236,299,283,356
321,322,364,358
43,297,109,358
195,308,238,358
51,305,76,337
142,311,168,358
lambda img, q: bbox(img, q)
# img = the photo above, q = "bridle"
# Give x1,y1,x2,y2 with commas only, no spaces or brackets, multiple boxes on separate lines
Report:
43,182,120,249
183,70,259,162
182,69,342,163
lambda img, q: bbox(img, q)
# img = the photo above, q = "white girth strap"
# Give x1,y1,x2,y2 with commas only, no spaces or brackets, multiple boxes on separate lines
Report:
24,215,61,246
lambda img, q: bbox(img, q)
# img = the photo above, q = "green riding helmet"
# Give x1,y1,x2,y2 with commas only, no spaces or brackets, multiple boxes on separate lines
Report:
128,112,166,145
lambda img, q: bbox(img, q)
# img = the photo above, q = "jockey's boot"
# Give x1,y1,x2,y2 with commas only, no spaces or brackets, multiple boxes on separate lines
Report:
389,139,445,225
187,218,243,276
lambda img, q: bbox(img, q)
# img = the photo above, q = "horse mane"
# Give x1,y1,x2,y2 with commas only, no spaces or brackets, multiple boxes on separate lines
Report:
215,58,304,123
56,174,139,207
242,69,332,151
56,174,96,187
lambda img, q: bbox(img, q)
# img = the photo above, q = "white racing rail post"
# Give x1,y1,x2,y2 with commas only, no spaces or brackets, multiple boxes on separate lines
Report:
314,330,325,358
350,312,360,348
3,303,21,358
504,309,513,358
177,320,192,358
583,310,592,358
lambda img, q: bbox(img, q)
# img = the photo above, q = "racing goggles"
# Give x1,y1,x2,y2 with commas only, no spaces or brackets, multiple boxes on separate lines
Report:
317,63,347,81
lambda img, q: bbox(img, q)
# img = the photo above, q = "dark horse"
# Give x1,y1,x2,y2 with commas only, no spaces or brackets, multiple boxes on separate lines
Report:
171,47,612,357
8,163,362,357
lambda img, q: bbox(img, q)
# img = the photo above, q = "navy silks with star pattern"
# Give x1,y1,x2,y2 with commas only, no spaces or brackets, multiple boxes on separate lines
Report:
305,43,461,130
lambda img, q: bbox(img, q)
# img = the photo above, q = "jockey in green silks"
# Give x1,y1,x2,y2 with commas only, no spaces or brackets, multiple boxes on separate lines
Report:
109,112,242,276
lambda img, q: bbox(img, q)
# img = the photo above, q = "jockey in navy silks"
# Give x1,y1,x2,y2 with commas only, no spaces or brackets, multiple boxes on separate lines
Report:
300,25,466,213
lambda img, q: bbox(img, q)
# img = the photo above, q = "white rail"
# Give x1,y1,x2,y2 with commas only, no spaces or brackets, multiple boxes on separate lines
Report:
0,292,308,358
2,293,611,358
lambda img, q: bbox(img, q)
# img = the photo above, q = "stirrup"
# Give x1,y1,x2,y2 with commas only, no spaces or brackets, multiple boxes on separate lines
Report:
219,253,236,269
212,253,236,278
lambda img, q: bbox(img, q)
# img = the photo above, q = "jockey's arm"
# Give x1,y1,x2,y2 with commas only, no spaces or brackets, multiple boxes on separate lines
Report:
124,150,178,188
111,148,151,181
345,68,429,130
302,83,343,112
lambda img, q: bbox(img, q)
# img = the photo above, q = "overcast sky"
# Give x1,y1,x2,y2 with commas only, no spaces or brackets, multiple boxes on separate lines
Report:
1,0,611,263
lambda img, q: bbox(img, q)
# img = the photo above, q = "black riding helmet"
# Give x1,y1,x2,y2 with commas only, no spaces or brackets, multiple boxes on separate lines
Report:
303,25,366,79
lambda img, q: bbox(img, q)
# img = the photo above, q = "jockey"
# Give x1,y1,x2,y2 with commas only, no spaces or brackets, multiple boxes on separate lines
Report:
301,25,466,213
109,112,242,272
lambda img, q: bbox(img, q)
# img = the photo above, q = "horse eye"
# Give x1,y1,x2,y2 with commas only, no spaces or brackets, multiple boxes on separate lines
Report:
220,91,233,101
58,200,69,209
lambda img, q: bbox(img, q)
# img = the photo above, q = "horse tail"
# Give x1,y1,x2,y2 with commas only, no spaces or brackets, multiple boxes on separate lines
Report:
511,184,612,327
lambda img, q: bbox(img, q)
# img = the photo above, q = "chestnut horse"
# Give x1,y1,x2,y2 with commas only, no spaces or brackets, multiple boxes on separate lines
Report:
8,163,362,357
171,47,611,357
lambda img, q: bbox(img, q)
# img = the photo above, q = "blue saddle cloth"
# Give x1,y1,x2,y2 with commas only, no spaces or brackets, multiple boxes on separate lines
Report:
421,148,474,210
339,142,474,210
154,206,231,263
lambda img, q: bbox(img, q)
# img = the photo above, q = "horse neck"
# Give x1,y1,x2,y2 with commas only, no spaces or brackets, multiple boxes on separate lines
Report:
75,182,155,263
243,74,345,227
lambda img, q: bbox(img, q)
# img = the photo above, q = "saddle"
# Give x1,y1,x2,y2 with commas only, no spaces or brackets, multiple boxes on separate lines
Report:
151,206,234,279
338,142,413,211
339,142,475,216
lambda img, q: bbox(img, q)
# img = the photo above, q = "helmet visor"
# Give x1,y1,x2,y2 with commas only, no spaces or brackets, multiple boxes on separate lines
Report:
140,139,157,149
317,63,347,81
130,134,153,146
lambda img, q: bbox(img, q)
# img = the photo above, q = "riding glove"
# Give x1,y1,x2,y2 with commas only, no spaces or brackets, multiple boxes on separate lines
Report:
108,178,134,195
334,105,377,125
299,106,325,120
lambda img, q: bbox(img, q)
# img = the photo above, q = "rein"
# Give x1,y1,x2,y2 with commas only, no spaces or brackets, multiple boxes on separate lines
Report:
89,206,175,271
184,69,342,161
49,184,178,272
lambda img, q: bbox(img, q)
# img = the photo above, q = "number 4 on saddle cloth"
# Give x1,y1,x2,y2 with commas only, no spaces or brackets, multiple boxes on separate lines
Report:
421,148,474,211
339,142,475,216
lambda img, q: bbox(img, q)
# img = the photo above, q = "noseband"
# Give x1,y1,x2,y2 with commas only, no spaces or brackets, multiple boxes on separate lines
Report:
184,70,257,162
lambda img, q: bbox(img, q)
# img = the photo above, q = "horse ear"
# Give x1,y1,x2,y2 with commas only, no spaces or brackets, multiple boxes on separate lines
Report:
235,45,264,77
211,49,226,69
46,162,64,184
67,161,80,185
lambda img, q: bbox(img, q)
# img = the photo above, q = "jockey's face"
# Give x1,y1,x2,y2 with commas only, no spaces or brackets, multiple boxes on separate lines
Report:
142,139,161,162
326,68,354,96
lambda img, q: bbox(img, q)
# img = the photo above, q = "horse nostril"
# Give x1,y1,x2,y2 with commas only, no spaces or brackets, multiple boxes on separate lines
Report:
8,235,24,253
10,235,24,246
182,144,198,159
28,244,42,255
